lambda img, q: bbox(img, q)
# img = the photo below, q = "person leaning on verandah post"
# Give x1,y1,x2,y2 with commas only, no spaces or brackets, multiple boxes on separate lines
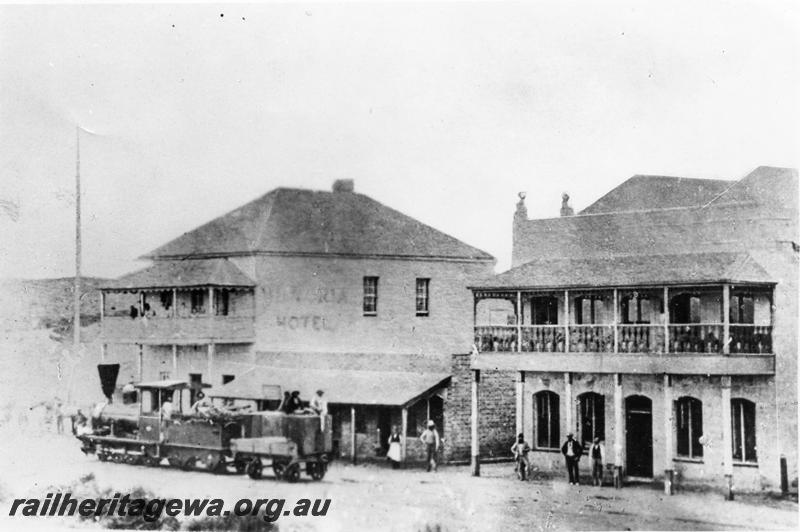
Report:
420,420,440,472
561,433,584,485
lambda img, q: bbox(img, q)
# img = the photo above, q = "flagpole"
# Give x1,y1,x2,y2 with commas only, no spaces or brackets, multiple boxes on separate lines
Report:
74,126,81,358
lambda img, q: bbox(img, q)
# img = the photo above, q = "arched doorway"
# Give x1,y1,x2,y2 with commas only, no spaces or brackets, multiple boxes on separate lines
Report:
625,395,653,477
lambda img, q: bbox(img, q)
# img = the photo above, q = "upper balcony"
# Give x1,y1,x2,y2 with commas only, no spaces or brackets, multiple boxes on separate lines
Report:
99,259,256,345
470,252,776,375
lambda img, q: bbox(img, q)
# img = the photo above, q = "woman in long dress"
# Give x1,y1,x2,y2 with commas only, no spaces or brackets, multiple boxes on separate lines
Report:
387,426,402,469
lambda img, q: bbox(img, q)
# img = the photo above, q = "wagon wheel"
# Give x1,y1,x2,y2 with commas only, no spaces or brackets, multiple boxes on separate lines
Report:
272,461,288,480
97,452,109,462
285,463,301,483
308,461,327,481
246,458,263,479
182,457,197,471
234,460,247,474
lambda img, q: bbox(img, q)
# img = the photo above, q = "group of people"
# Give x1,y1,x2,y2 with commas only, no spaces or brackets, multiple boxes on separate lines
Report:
384,420,441,472
512,432,606,486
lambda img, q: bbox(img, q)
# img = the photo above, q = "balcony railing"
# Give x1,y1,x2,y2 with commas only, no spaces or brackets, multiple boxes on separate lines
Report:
475,323,772,355
102,316,255,343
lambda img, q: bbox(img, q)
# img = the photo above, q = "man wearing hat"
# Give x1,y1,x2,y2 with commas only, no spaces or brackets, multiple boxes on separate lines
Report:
561,433,584,485
419,420,441,472
310,389,328,430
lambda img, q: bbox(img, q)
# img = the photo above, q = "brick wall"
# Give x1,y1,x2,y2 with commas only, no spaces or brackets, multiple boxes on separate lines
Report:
447,353,516,461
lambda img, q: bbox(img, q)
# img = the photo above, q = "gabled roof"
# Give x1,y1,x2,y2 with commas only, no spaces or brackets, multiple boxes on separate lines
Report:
102,258,254,290
207,366,450,407
474,251,773,290
580,175,733,215
143,188,493,262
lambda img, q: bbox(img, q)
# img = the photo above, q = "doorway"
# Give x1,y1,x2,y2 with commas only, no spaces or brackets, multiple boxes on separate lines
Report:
377,407,392,456
625,395,653,478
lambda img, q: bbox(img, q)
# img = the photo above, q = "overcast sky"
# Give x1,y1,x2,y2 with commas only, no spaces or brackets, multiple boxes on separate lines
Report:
1,1,798,279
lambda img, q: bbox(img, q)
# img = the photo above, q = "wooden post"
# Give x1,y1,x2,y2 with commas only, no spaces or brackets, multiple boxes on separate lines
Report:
471,369,480,476
564,372,573,436
721,376,734,500
401,407,408,463
208,287,214,316
351,406,357,465
516,291,522,352
172,288,177,318
613,289,619,353
614,373,623,488
515,372,525,437
137,344,143,382
723,284,731,354
99,291,105,321
664,374,674,495
663,287,669,353
207,343,214,380
564,290,570,353
172,344,178,375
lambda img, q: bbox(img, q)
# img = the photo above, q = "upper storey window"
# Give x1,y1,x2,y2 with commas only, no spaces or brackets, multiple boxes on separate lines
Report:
416,278,430,316
363,276,378,315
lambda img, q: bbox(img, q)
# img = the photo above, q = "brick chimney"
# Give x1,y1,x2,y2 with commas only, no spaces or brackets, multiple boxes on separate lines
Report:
332,179,354,193
560,192,574,216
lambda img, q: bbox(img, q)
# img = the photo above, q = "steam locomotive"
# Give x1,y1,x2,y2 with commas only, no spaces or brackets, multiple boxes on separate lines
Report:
74,369,332,482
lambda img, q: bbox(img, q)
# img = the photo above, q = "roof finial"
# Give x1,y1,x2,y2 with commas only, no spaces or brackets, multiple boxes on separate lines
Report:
560,192,574,217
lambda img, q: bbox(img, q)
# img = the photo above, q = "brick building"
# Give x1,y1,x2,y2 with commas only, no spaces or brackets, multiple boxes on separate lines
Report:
469,166,798,495
99,179,495,462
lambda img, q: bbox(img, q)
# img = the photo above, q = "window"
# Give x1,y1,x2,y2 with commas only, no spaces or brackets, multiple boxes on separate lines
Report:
574,296,604,324
222,374,235,385
534,391,560,449
214,289,230,316
621,293,652,324
578,392,605,445
416,278,430,316
158,371,171,381
732,399,757,462
363,277,378,315
190,290,206,314
676,397,703,458
531,296,558,325
189,373,202,405
669,293,701,324
730,294,754,324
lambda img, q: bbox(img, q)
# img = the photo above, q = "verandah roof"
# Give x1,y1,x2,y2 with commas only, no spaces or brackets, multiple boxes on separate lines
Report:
207,366,451,408
102,258,254,291
471,251,773,291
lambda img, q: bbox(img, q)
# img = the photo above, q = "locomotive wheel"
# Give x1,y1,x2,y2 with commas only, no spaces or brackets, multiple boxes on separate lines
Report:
285,463,301,483
111,453,124,463
144,455,160,467
246,458,263,480
97,452,109,462
308,461,326,481
168,457,183,468
272,461,288,480
234,460,247,474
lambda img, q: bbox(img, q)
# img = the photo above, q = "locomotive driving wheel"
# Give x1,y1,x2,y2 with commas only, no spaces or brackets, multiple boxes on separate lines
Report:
285,463,301,483
272,460,288,480
307,461,327,481
246,458,263,479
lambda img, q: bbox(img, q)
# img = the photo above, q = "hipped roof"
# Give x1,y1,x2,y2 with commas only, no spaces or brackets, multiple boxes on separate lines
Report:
207,366,451,408
473,251,773,290
102,258,254,290
143,188,493,262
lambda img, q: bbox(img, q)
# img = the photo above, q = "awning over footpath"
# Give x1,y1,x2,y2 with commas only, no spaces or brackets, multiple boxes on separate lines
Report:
471,251,773,291
102,258,254,290
207,366,451,408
